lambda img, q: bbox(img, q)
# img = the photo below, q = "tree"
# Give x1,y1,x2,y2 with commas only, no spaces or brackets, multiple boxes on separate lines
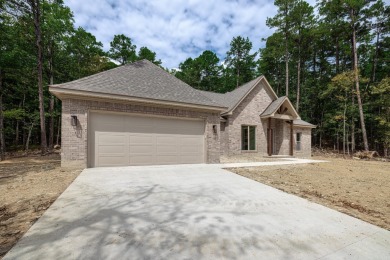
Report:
267,0,297,96
368,0,390,83
290,1,315,112
7,0,48,154
137,47,161,66
175,58,199,88
108,34,137,65
195,51,221,91
372,77,390,156
42,0,74,150
225,36,257,89
324,71,368,154
66,27,113,79
344,0,372,151
175,50,222,92
259,33,285,95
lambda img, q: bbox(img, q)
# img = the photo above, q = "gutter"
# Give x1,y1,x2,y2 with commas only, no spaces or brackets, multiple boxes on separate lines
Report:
49,87,228,112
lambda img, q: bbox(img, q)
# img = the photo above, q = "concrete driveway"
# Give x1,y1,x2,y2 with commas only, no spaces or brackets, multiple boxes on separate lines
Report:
5,163,390,259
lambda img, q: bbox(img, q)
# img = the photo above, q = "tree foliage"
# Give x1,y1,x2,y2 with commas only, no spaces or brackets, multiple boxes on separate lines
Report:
1,0,389,159
109,34,137,65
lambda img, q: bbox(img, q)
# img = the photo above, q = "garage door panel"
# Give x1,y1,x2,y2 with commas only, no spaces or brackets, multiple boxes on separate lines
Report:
98,145,126,154
97,133,127,144
157,155,180,164
98,156,128,167
129,134,154,144
156,135,178,144
156,145,177,154
181,145,202,154
129,144,155,154
180,155,204,164
129,155,155,165
90,112,205,167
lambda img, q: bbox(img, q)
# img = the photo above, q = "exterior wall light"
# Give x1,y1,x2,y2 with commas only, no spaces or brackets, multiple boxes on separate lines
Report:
71,115,78,126
213,124,217,134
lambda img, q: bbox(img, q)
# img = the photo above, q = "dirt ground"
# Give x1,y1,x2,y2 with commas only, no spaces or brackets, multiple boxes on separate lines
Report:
231,156,390,230
0,153,389,258
0,154,81,258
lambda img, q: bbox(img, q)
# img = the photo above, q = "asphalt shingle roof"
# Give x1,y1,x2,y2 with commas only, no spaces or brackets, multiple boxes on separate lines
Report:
293,119,316,128
198,77,263,112
260,96,287,117
50,60,224,108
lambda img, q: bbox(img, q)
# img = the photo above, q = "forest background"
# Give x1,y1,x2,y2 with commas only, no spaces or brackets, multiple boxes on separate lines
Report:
1,0,389,159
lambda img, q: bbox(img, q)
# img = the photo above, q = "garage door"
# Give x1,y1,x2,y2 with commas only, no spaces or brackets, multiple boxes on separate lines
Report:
89,112,205,167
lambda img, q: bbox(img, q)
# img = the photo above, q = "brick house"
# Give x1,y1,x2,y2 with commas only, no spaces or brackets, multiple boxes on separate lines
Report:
49,60,315,168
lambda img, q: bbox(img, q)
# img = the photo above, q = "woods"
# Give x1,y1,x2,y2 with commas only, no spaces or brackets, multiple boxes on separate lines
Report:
0,0,389,159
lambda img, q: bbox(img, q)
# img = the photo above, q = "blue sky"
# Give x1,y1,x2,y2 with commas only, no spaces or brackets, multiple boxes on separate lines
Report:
64,0,330,68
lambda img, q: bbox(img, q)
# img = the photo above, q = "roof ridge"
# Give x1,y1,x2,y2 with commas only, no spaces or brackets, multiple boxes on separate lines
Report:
49,59,226,109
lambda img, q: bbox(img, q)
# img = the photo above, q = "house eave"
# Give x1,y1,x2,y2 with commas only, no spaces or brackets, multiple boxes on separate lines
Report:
294,124,317,129
223,76,279,115
49,87,228,112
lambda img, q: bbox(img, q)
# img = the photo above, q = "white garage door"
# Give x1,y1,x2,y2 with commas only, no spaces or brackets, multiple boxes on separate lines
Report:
89,112,205,167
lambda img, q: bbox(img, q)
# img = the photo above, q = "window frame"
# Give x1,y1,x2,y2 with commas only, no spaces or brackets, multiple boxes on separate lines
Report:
296,132,302,151
241,125,256,151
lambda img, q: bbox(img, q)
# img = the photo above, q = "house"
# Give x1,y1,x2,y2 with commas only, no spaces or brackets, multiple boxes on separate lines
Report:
49,60,315,168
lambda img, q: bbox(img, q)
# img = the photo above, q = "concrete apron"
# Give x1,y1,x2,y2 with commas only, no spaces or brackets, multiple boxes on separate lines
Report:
4,162,390,260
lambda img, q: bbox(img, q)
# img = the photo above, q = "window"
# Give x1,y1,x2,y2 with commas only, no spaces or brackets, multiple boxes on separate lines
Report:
241,126,256,151
296,132,302,151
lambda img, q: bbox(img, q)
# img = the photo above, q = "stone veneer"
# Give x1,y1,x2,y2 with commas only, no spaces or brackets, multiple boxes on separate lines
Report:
61,98,221,168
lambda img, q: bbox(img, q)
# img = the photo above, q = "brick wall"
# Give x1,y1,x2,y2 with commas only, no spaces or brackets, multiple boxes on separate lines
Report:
61,98,221,168
226,82,273,155
293,127,312,158
220,82,312,158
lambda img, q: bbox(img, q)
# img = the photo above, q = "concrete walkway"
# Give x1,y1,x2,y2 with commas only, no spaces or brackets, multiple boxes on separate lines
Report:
218,158,328,168
4,162,390,259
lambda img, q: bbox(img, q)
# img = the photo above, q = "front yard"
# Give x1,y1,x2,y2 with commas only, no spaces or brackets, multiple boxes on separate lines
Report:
1,153,389,258
0,154,81,258
230,156,390,230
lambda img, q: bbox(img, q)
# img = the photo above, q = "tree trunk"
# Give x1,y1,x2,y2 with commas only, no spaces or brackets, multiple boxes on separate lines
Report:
372,27,380,83
31,0,48,154
49,95,54,149
343,97,347,155
351,116,355,153
335,37,340,74
351,15,369,151
15,121,19,145
25,123,34,153
296,55,301,112
236,67,240,88
56,115,61,146
0,68,5,161
48,49,54,150
285,37,289,96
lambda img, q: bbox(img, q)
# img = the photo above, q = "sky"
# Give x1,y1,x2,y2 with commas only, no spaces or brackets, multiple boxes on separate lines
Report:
63,0,321,68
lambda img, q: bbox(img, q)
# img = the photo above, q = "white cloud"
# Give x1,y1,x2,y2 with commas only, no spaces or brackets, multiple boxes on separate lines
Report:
64,0,319,68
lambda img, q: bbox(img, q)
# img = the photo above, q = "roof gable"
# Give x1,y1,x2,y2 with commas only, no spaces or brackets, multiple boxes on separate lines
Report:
198,76,278,115
50,60,225,109
261,96,300,119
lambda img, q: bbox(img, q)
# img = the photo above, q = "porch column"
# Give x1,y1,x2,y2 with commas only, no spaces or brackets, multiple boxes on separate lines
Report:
290,120,294,156
268,118,272,156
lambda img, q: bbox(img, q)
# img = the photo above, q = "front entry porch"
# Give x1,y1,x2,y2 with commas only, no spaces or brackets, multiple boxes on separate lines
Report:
261,96,300,157
266,117,295,157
